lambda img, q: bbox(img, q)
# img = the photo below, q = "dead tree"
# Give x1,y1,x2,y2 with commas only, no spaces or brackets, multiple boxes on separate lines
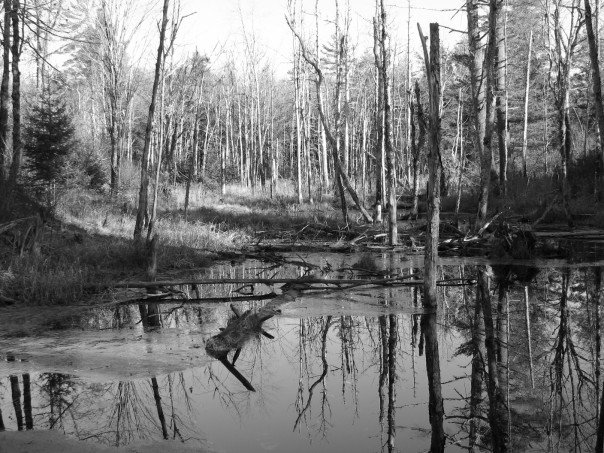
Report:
377,0,397,244
477,0,499,226
521,31,533,179
419,26,445,452
494,0,507,195
372,13,385,223
585,0,604,199
0,0,10,186
477,266,509,452
133,0,170,244
286,15,373,223
411,81,426,219
206,288,301,392
546,0,582,226
466,0,486,223
418,22,441,307
8,0,22,187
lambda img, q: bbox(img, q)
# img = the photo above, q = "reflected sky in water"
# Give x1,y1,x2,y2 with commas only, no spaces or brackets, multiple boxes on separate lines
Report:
0,251,602,452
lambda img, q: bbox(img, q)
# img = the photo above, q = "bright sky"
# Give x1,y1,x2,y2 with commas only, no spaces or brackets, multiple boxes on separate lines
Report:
173,0,467,76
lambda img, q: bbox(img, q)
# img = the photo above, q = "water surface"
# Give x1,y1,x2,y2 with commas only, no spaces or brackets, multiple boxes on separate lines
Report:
1,249,603,452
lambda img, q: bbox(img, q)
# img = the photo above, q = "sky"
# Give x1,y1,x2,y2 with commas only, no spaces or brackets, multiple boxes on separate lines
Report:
172,0,467,77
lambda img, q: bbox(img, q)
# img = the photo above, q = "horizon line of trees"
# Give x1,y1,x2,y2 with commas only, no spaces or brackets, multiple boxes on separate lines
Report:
0,0,603,234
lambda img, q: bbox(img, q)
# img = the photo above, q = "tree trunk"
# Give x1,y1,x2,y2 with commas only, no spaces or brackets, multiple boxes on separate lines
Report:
222,93,228,196
495,2,507,196
8,0,21,187
469,290,485,451
151,377,169,439
287,17,372,223
404,0,412,187
148,70,167,240
133,0,170,244
454,89,465,227
294,51,303,204
0,0,10,185
477,0,499,226
419,23,441,308
10,375,23,431
184,116,198,221
585,0,604,200
412,81,426,219
550,0,581,227
478,266,509,452
315,1,330,191
387,314,398,451
373,21,384,223
422,311,445,453
379,0,397,245
521,31,533,179
22,373,32,430
466,0,487,224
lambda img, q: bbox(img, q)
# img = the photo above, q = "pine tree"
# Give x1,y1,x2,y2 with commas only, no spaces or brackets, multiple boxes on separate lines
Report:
25,86,75,194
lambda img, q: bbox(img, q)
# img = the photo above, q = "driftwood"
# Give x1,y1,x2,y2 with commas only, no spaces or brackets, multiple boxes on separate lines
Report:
205,288,302,391
118,293,279,305
90,275,420,291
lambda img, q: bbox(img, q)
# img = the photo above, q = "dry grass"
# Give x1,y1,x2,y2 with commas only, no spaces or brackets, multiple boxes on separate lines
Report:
1,180,344,305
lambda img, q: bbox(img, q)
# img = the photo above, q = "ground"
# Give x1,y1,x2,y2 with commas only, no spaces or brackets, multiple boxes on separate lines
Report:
0,431,205,453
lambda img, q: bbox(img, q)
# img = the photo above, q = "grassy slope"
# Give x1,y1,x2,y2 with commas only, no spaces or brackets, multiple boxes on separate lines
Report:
0,182,343,305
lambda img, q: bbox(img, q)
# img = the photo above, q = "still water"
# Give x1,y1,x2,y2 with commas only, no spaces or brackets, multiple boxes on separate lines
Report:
0,250,603,452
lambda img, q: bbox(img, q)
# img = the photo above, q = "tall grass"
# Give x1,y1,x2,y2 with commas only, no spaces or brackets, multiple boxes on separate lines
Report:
0,179,344,305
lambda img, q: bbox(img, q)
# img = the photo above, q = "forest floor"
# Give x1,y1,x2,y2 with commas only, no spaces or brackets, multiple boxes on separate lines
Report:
1,181,603,306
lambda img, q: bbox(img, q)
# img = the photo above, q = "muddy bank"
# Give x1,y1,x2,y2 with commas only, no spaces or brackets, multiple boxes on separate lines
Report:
0,430,205,453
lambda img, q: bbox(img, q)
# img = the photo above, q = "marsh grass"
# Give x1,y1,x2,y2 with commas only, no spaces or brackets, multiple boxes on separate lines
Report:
7,172,601,306
1,181,345,305
167,182,343,235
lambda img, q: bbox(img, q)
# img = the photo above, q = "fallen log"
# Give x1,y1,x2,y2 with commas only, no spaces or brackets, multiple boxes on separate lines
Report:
205,288,302,391
118,293,279,305
88,275,420,291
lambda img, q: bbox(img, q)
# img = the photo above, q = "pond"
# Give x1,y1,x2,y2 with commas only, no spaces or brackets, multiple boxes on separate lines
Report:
1,246,603,452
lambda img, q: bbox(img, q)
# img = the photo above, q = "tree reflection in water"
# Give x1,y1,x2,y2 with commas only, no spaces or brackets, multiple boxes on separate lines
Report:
1,261,604,452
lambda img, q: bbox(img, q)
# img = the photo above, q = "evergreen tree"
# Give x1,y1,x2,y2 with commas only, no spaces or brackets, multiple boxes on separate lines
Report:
24,86,76,194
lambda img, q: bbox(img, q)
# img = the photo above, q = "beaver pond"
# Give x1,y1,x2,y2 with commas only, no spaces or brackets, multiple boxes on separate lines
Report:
1,237,604,452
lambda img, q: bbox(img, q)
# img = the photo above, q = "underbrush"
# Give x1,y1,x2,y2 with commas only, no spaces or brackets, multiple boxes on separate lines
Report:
58,184,251,250
440,172,603,226
4,170,603,306
0,229,144,304
0,222,220,305
1,180,343,305
167,181,343,234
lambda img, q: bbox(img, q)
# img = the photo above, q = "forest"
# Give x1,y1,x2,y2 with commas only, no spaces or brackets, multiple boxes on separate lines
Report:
0,0,604,452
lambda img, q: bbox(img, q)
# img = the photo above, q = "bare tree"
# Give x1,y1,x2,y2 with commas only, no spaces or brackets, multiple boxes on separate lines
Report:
546,0,583,226
495,0,507,195
376,0,397,244
133,0,170,244
521,31,533,179
585,0,604,199
477,0,499,226
0,0,10,186
8,0,23,187
286,12,373,223
418,22,441,306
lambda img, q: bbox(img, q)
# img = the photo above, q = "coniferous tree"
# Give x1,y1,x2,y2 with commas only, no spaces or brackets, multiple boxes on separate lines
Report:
24,86,76,204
